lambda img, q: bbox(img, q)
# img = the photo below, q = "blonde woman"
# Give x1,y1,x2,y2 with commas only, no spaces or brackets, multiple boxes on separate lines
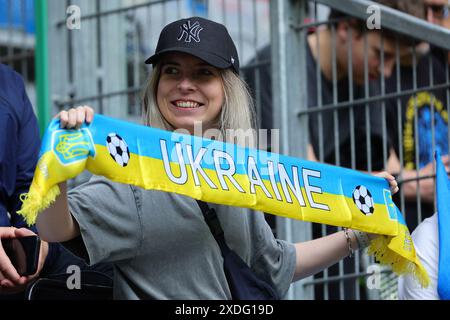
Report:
36,17,398,300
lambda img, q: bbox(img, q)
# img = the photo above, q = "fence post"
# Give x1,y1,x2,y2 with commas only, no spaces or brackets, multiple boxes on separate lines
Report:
270,0,313,300
34,0,50,135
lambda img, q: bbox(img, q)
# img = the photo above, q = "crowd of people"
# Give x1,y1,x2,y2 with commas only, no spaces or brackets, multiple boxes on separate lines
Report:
0,0,448,300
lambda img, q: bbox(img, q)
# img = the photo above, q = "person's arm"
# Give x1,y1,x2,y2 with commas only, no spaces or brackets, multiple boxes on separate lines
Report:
400,167,436,203
293,229,359,281
36,106,94,243
387,148,450,203
292,171,398,282
402,155,449,203
8,73,40,229
0,70,49,293
35,182,80,243
0,103,15,225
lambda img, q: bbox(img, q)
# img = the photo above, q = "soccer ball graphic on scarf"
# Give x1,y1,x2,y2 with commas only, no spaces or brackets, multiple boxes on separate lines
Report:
352,185,375,215
106,133,130,167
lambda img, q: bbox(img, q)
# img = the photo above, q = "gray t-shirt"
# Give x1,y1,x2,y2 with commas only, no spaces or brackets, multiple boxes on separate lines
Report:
68,175,296,299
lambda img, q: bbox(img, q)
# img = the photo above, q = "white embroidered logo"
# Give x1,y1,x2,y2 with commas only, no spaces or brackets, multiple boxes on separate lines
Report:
177,20,203,43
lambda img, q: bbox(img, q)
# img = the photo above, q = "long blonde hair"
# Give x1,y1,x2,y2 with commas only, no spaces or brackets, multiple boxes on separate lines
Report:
141,63,257,148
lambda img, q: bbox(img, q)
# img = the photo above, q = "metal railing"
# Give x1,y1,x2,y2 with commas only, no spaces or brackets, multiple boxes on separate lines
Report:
269,0,450,299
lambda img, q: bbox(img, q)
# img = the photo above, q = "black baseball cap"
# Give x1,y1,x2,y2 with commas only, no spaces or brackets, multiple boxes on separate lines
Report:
145,17,239,73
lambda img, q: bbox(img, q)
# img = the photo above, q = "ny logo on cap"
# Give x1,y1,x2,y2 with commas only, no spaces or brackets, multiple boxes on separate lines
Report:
177,20,203,43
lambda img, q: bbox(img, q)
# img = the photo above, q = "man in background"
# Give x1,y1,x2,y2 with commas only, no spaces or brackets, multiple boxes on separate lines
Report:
244,0,425,299
385,0,450,231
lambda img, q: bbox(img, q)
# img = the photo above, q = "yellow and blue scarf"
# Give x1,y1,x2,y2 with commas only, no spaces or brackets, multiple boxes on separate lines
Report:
18,114,429,286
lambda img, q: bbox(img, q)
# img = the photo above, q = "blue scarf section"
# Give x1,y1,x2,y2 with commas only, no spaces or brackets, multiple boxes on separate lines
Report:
436,150,450,300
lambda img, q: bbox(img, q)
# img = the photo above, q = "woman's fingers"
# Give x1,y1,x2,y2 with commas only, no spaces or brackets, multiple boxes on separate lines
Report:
392,185,399,194
374,171,393,180
384,173,398,194
68,108,78,128
57,105,94,129
374,171,398,194
85,106,95,124
59,110,69,128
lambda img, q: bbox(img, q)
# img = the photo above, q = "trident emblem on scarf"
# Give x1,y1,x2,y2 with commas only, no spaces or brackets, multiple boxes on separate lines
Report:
52,129,95,165
177,20,203,43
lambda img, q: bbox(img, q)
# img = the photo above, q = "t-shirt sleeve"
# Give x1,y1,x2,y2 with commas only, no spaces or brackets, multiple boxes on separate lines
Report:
248,212,296,299
68,175,142,265
398,214,439,300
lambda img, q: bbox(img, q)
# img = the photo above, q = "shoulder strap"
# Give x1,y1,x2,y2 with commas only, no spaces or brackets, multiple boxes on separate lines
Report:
196,200,228,254
196,201,279,300
196,200,224,238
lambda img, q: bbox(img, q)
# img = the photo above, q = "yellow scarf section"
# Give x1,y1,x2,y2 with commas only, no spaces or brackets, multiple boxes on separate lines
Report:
18,115,429,287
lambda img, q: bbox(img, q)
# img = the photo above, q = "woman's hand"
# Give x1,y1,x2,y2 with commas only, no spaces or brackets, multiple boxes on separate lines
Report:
55,105,94,129
374,171,399,195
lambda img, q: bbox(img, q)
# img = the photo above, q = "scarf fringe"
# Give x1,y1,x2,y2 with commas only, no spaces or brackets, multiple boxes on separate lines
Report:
17,184,61,226
368,236,430,288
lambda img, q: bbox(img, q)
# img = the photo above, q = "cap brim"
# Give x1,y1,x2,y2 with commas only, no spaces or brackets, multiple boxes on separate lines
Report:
145,47,234,70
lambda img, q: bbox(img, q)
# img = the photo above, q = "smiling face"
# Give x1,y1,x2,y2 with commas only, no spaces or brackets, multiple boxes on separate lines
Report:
156,52,225,134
